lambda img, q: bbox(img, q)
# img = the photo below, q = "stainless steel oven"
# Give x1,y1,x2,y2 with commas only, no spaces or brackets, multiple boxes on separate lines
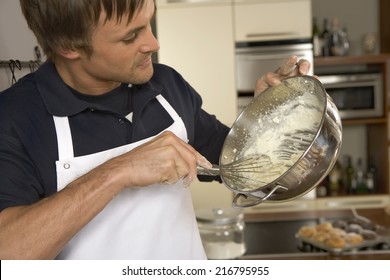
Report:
318,73,384,120
236,39,313,114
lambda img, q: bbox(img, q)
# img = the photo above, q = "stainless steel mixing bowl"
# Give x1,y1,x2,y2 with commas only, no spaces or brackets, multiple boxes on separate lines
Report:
218,75,342,207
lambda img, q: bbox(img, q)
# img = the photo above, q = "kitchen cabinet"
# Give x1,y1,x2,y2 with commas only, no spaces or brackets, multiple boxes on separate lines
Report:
233,0,312,43
379,0,389,53
155,0,237,210
155,0,237,126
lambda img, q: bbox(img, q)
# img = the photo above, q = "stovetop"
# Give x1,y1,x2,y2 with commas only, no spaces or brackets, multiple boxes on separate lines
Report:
243,217,390,256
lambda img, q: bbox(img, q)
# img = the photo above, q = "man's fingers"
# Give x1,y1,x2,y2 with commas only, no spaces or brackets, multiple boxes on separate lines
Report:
276,55,298,75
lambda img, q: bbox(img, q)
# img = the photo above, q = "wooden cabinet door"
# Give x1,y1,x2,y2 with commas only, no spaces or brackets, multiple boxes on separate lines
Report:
380,0,390,53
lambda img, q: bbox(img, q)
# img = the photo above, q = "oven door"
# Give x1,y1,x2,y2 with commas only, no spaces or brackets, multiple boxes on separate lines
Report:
235,41,313,93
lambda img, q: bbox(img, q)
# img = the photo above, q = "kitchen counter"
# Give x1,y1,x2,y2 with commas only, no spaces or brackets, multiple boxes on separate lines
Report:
244,207,390,227
241,207,390,260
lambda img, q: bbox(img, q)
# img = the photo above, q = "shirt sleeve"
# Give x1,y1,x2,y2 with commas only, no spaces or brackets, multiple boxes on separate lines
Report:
0,133,43,211
0,95,45,211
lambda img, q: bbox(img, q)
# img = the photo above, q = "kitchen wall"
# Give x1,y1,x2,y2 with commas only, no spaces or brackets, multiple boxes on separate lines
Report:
0,0,40,91
312,0,380,55
0,1,38,60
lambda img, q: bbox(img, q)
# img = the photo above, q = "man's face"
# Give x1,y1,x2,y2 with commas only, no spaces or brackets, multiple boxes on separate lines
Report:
78,0,159,87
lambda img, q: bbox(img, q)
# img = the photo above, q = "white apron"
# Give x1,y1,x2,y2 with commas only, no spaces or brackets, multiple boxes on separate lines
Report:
53,94,206,260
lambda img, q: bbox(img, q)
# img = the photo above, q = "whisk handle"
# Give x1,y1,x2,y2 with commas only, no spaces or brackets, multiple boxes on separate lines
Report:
196,164,220,176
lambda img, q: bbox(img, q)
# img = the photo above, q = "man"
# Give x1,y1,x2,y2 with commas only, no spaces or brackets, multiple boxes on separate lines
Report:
0,0,311,259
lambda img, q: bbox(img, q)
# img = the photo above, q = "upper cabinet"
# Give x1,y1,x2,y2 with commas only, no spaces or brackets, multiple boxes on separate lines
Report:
233,0,312,43
155,0,237,126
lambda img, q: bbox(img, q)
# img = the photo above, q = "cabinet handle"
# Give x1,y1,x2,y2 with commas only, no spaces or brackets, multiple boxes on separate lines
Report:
246,32,298,38
166,0,226,4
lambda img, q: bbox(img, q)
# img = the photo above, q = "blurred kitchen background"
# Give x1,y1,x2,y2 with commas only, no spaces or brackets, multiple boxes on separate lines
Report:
1,0,389,210
2,0,390,260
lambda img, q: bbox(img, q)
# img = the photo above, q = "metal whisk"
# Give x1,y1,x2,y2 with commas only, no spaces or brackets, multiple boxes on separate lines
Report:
197,154,285,191
273,129,316,161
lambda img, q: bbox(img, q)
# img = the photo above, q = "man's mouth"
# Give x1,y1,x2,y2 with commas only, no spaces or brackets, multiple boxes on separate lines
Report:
138,56,152,68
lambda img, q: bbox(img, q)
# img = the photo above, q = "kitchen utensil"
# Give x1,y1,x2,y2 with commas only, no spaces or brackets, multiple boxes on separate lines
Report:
350,208,390,237
198,75,342,208
273,129,315,161
351,207,371,224
197,129,315,191
197,154,284,191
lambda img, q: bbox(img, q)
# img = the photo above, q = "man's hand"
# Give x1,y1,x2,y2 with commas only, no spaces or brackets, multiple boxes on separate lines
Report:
109,131,212,188
254,55,311,96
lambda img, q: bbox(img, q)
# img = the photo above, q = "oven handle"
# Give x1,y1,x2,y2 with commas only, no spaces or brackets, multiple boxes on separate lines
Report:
238,52,311,62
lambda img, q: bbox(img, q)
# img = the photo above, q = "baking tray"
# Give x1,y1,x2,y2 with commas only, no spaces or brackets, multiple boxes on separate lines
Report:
295,217,390,254
295,233,389,254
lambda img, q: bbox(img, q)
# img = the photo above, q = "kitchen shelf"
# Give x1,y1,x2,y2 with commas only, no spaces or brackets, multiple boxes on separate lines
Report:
315,54,390,198
342,117,387,126
314,54,390,66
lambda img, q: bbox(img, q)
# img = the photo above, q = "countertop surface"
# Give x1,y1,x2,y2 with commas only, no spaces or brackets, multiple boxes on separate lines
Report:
241,207,390,260
244,207,390,227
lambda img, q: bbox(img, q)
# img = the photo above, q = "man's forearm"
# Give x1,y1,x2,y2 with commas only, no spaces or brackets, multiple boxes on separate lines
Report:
0,164,124,259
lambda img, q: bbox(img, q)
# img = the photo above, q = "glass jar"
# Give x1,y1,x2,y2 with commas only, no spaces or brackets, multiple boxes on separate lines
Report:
329,17,350,56
196,208,246,259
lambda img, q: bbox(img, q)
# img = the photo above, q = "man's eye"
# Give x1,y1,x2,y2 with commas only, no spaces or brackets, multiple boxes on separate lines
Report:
123,33,138,43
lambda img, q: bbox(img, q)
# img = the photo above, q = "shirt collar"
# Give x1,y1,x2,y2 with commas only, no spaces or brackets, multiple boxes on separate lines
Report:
36,61,88,116
35,61,162,117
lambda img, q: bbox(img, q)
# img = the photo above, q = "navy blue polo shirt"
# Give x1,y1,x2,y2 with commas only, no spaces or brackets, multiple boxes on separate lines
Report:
0,61,229,211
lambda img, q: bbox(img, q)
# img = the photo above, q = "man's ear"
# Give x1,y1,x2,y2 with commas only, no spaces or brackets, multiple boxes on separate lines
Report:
57,48,81,60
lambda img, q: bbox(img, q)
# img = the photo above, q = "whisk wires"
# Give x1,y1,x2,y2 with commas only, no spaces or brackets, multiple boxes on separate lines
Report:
220,154,284,191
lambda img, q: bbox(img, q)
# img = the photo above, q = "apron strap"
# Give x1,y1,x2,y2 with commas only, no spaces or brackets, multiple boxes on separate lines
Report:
156,95,180,120
156,94,189,143
53,116,74,160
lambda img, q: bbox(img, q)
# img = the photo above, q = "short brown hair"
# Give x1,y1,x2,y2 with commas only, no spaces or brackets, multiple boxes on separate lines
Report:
20,0,147,59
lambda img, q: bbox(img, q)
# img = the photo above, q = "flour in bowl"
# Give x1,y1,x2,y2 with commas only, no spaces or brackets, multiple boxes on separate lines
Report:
237,92,323,190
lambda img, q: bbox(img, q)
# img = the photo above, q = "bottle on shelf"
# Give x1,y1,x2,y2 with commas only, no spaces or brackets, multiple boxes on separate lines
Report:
366,156,377,193
328,160,342,196
343,155,355,195
321,18,331,56
329,17,350,56
316,175,329,197
312,17,322,57
356,158,367,194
